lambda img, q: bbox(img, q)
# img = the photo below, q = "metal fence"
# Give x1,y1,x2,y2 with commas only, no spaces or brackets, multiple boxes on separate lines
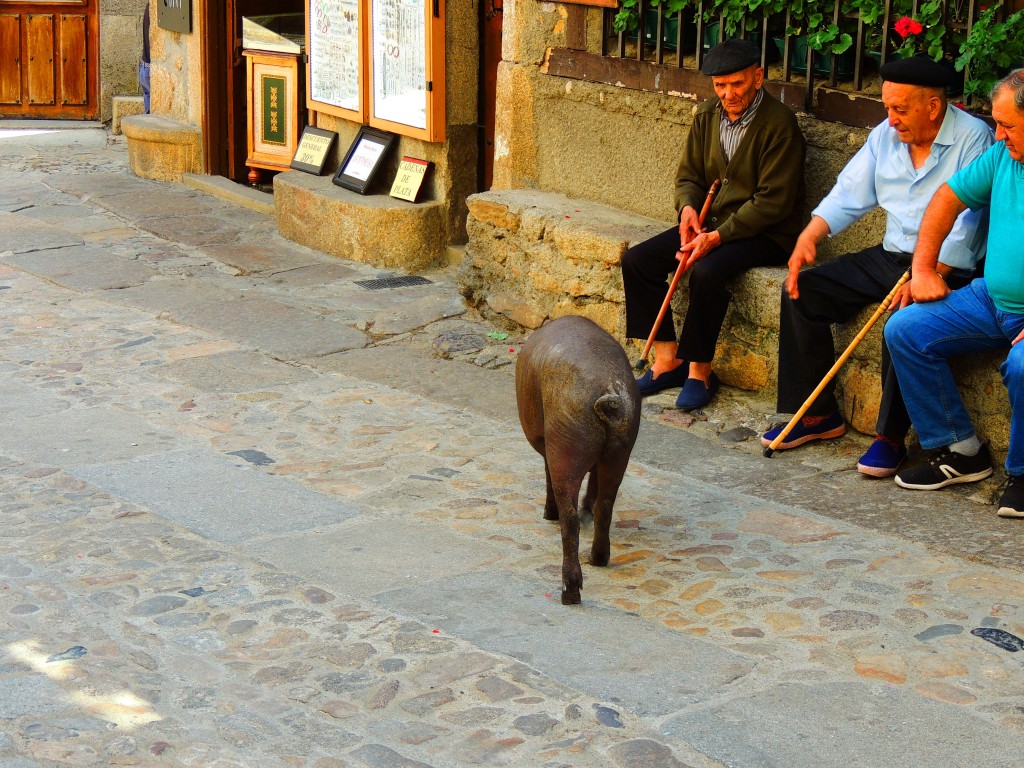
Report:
601,0,985,107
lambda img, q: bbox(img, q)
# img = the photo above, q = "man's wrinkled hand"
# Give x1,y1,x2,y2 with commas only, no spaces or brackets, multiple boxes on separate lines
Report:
677,230,720,271
910,271,950,304
678,206,702,246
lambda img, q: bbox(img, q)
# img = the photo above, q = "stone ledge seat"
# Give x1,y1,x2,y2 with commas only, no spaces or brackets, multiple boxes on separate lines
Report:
122,114,201,182
274,171,446,271
461,188,1010,452
111,96,145,135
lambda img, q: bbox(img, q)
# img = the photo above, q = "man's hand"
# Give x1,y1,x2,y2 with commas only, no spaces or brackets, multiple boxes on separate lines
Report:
785,236,817,300
891,281,913,310
678,206,702,246
1014,327,1024,346
910,270,950,304
785,217,830,300
677,230,721,271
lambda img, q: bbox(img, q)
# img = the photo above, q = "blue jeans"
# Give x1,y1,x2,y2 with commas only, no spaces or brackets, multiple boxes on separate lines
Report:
138,62,151,114
884,278,1024,474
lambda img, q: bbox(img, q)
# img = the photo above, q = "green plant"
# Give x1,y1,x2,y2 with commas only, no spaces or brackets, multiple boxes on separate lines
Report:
956,5,1024,98
613,0,693,34
785,0,853,54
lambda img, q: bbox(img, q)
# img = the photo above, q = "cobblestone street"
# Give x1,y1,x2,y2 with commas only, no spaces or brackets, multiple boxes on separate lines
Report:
1,124,1024,767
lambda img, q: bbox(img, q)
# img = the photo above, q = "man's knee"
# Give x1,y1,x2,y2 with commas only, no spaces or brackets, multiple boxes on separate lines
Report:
1002,344,1024,387
883,307,916,352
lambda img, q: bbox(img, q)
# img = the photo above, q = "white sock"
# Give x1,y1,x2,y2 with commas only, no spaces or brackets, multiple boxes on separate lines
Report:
949,436,982,456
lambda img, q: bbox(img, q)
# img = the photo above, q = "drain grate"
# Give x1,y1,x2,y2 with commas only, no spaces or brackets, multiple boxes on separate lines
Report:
354,275,433,290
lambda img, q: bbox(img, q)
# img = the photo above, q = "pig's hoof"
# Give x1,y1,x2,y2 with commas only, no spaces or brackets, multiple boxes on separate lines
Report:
543,507,559,521
561,588,581,605
591,550,610,567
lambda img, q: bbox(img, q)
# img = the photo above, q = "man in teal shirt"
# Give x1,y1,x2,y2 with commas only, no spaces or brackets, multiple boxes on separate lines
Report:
885,69,1024,517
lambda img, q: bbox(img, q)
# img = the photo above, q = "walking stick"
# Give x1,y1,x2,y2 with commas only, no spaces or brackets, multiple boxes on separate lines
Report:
634,179,722,371
763,269,911,457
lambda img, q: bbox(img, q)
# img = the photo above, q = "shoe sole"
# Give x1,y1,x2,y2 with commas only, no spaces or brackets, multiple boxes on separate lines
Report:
857,462,900,478
894,466,993,491
997,505,1024,518
759,425,846,451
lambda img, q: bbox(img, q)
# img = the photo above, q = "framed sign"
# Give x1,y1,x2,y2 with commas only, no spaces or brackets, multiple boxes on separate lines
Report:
389,156,430,202
245,51,302,179
306,0,362,120
332,126,396,193
291,127,338,174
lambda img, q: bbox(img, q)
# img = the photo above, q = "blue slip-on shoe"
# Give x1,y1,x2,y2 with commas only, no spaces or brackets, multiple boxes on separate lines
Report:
674,372,720,411
759,412,846,450
636,363,689,397
857,435,908,478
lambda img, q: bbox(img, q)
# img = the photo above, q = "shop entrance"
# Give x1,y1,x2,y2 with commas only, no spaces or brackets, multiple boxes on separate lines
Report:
202,0,301,180
0,0,99,120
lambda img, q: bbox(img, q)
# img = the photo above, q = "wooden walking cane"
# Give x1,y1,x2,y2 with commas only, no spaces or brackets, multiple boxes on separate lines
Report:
763,269,911,457
634,179,722,371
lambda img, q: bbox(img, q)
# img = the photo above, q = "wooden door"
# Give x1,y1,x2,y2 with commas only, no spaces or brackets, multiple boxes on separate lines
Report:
0,0,99,119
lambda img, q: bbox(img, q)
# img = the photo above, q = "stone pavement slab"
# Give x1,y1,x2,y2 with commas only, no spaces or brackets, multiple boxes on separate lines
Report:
248,519,510,599
379,571,755,719
0,211,84,254
3,243,158,290
661,680,1024,768
71,449,362,545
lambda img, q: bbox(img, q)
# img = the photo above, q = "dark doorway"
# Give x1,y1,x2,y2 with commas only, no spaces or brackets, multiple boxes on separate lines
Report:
479,0,502,191
202,0,301,181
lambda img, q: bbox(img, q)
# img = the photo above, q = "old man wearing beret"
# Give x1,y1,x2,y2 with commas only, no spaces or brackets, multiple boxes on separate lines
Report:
622,39,806,410
761,56,993,476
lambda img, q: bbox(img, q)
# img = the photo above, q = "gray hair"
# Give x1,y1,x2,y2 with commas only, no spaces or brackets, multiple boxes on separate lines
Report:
990,68,1024,110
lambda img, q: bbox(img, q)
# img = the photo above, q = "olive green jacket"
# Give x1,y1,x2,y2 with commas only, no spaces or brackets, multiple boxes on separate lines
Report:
673,90,806,252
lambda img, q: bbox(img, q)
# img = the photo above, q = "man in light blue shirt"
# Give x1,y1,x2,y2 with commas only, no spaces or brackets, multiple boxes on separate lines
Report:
761,56,992,477
886,69,1024,517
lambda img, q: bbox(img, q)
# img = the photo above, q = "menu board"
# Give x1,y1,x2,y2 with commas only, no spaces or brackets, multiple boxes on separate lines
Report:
307,0,360,114
371,0,427,130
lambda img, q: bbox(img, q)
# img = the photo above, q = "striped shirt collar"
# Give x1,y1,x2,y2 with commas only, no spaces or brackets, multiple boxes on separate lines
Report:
719,87,764,161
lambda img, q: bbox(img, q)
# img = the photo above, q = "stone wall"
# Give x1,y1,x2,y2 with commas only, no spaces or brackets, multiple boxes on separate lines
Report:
99,0,148,123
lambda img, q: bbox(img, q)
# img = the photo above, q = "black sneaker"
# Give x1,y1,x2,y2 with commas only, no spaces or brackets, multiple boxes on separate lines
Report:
894,444,994,490
997,475,1024,518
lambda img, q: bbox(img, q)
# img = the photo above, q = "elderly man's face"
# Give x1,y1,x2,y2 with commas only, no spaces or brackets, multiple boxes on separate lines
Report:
992,88,1024,163
881,81,945,148
711,64,764,122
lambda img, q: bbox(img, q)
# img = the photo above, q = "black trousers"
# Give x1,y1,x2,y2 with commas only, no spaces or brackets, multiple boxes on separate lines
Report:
776,244,971,438
622,226,787,363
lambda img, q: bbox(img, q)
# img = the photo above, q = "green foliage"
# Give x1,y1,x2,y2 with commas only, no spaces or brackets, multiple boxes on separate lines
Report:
956,5,1024,98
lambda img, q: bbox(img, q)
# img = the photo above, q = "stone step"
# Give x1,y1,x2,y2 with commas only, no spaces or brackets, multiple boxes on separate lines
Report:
121,114,201,182
111,95,145,135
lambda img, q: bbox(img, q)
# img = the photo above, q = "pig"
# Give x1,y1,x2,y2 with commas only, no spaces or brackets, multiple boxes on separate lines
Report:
515,315,642,605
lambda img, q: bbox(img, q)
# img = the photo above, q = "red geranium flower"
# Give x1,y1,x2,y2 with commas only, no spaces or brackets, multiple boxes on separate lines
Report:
894,15,924,38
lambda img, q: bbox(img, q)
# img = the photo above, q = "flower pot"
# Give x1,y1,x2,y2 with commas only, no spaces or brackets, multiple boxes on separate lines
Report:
704,21,762,51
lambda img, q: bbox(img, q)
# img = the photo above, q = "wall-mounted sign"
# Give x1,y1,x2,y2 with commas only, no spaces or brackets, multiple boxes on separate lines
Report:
157,0,192,33
332,126,396,194
291,127,338,175
389,156,430,202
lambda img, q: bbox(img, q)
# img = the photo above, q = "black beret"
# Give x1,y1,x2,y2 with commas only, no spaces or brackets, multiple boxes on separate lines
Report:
879,55,952,88
702,39,761,76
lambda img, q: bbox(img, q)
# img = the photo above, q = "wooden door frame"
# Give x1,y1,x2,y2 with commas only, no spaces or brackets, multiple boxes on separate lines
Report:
199,0,227,175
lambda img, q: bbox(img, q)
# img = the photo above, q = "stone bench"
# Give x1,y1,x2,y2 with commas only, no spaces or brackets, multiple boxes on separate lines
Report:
274,171,447,271
461,188,1010,453
122,115,201,182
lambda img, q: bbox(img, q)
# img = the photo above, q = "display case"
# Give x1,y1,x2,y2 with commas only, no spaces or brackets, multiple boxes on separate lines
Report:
242,14,306,184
